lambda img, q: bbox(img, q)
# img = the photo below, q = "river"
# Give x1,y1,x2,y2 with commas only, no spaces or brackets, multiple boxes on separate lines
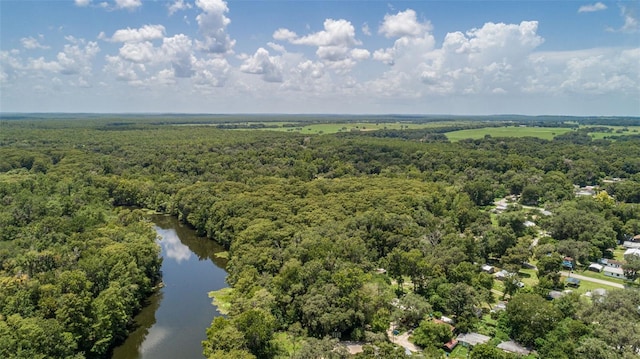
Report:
111,215,228,359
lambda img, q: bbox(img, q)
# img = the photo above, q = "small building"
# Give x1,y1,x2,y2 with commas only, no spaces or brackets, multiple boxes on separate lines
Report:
603,266,626,279
623,241,640,249
548,290,565,300
457,333,491,347
587,263,604,272
600,258,624,268
491,301,507,313
494,270,512,281
523,220,535,227
498,341,531,355
624,248,640,257
439,316,455,325
562,257,575,269
566,277,581,287
481,264,495,274
443,339,458,352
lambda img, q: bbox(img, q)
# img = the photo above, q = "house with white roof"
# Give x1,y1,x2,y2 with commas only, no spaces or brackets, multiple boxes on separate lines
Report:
603,266,626,280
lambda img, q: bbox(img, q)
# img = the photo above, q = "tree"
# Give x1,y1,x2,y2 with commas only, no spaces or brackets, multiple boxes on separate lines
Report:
537,252,563,288
391,292,432,328
411,319,452,348
202,317,247,357
622,254,640,281
470,344,510,359
234,309,276,359
506,293,562,347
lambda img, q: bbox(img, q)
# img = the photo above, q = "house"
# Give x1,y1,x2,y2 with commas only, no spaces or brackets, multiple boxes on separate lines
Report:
562,257,575,269
600,258,624,268
623,241,640,249
498,341,531,355
457,333,491,347
494,270,511,281
566,277,581,287
481,264,495,274
624,248,640,257
585,288,607,298
443,339,458,352
523,221,536,227
587,263,603,272
603,266,626,279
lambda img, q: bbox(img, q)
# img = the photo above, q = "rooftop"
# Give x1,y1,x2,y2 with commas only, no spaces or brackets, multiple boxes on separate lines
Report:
457,333,491,346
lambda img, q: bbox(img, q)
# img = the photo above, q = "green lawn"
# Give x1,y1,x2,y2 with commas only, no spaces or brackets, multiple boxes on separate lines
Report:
560,274,620,294
573,268,626,285
446,126,572,141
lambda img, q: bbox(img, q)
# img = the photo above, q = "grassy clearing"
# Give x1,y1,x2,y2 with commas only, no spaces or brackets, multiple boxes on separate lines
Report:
214,251,229,259
518,268,538,287
208,287,233,315
449,344,470,358
238,121,469,135
612,246,627,261
582,125,640,140
559,274,620,294
446,126,572,141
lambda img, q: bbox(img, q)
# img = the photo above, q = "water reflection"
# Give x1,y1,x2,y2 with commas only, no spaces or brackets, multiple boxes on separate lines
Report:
159,226,192,263
111,215,228,359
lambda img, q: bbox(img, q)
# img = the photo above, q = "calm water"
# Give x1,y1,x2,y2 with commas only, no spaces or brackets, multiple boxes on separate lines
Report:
111,215,228,359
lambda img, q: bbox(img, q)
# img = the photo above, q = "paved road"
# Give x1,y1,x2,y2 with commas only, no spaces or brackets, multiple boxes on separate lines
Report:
560,271,625,289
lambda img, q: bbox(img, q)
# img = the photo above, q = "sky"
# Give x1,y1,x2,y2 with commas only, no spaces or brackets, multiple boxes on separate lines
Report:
0,0,639,115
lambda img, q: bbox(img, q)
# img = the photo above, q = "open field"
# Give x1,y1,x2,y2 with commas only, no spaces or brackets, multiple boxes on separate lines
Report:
583,125,640,140
446,126,573,141
240,121,471,135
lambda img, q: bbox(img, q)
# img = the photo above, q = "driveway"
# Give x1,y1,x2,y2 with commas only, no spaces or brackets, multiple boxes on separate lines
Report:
387,323,421,353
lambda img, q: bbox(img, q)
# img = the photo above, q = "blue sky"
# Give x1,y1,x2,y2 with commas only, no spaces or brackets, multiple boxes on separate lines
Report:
1,0,638,115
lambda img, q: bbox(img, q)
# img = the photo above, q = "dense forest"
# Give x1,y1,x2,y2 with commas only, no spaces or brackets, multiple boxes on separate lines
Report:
1,116,640,359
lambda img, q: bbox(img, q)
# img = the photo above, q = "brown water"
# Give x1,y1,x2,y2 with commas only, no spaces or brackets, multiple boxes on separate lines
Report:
111,215,228,359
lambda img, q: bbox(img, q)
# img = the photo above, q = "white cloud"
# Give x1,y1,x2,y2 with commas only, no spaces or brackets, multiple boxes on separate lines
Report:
289,19,360,47
578,2,607,13
110,25,166,43
114,0,142,10
379,9,431,38
240,47,283,82
161,34,194,78
195,0,235,54
274,19,366,69
105,55,139,81
531,48,640,95
362,23,371,36
56,41,100,76
119,41,155,63
267,42,286,53
373,48,395,65
168,0,192,15
373,9,435,67
620,5,639,33
273,28,297,41
193,57,230,87
350,48,370,61
21,37,50,50
74,0,91,7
